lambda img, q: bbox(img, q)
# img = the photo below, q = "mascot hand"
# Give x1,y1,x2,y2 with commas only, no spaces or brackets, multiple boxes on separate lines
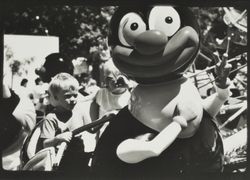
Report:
173,102,197,129
214,52,232,89
173,116,187,129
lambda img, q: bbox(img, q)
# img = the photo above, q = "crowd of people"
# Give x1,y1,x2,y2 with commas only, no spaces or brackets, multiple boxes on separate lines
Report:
1,44,244,174
1,44,136,172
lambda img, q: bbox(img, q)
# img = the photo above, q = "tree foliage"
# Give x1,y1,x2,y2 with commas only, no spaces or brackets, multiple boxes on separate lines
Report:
4,5,117,61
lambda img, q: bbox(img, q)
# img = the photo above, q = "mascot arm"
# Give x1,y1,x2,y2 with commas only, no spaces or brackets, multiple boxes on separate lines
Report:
116,116,186,164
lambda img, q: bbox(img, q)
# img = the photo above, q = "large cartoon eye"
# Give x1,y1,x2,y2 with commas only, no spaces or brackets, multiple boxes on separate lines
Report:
118,12,146,47
148,6,181,37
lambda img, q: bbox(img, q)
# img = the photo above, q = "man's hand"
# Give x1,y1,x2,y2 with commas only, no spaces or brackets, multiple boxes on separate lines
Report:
3,70,12,98
213,51,232,89
55,131,72,143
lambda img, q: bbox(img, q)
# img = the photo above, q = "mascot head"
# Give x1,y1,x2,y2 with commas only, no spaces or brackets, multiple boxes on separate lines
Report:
109,6,200,84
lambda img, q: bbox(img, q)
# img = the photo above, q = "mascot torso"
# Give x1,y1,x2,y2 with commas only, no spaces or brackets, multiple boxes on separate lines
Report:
130,77,203,138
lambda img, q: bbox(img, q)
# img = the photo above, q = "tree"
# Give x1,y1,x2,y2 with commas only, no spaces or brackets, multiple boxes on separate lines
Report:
3,5,117,61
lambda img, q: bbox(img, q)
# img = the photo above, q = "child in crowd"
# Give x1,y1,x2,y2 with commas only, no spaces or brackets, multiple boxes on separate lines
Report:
95,60,131,117
32,77,48,107
78,73,100,97
94,60,132,138
39,73,93,174
32,77,49,121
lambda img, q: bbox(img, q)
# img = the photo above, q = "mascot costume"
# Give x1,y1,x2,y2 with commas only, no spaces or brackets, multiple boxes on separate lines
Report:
91,6,231,178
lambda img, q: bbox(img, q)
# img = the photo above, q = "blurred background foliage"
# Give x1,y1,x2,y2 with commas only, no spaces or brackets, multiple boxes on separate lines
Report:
3,6,117,61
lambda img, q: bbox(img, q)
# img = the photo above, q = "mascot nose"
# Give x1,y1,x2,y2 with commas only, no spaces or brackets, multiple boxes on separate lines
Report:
134,30,167,55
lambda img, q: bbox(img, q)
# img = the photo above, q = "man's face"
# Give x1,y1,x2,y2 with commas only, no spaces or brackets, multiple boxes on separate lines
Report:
51,85,79,111
105,73,128,95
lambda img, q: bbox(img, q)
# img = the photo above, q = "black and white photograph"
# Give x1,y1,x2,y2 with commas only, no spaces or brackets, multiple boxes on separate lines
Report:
0,1,248,179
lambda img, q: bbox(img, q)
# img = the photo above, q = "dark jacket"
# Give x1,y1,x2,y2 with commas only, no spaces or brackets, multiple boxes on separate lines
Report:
1,90,22,151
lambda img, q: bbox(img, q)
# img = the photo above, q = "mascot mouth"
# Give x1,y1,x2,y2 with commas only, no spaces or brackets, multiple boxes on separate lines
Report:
112,26,199,78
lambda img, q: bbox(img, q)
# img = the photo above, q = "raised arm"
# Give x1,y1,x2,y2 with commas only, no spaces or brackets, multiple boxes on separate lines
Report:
202,52,232,117
13,97,36,132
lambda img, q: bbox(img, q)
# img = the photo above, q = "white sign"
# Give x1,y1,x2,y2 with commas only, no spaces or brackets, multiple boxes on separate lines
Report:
4,34,59,91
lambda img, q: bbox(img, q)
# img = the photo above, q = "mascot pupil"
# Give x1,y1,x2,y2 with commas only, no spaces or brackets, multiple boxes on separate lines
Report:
92,6,231,176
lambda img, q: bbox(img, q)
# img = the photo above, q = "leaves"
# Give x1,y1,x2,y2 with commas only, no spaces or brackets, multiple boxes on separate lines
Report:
4,5,116,61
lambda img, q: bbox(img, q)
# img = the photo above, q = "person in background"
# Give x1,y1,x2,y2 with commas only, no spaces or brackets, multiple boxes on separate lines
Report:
91,38,111,87
35,53,74,115
78,74,100,98
85,78,100,96
95,60,131,117
1,73,36,170
35,53,74,84
72,56,100,98
33,78,48,104
32,77,48,122
15,78,34,100
93,60,132,139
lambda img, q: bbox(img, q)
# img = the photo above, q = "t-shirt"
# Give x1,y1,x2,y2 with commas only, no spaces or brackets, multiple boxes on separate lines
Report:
40,100,96,174
95,88,131,117
40,100,93,150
